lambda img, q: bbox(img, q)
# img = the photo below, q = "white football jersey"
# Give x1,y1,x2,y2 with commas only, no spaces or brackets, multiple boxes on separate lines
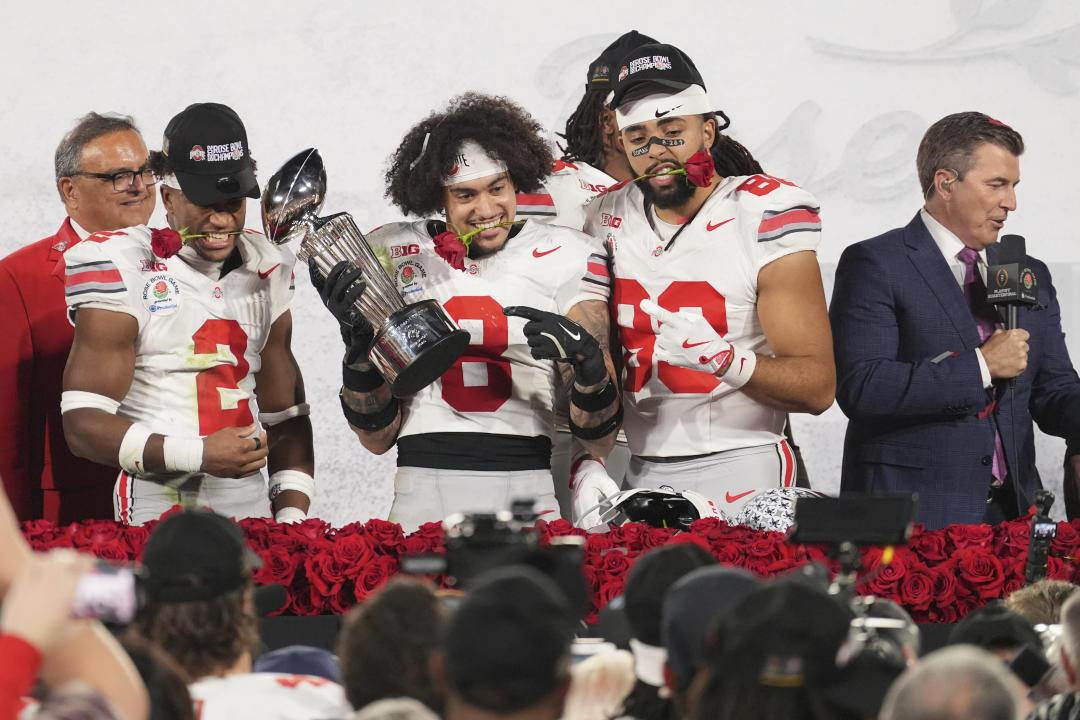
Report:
516,160,616,230
365,220,608,441
189,673,352,720
64,226,295,466
584,174,822,457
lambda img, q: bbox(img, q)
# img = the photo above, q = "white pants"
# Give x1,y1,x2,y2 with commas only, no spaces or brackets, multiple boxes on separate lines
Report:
388,467,560,533
114,471,271,525
626,440,797,518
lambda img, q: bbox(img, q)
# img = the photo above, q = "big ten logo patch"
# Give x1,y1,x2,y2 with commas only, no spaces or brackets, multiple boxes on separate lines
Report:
139,259,168,272
579,179,609,194
600,213,622,228
390,243,421,259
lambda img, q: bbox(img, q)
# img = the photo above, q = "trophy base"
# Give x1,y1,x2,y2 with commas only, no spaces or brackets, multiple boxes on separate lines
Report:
369,299,471,398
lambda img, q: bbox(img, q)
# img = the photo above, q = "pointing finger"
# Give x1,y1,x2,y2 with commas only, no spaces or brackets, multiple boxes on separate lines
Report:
640,299,676,324
502,305,548,322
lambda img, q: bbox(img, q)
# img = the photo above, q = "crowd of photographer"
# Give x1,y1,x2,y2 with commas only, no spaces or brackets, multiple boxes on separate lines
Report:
6,479,1080,720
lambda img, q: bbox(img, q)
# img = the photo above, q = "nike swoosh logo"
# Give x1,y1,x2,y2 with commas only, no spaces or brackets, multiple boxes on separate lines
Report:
725,489,755,503
654,104,683,118
257,264,280,279
559,323,581,341
532,246,561,258
702,349,731,364
682,339,709,349
707,218,734,232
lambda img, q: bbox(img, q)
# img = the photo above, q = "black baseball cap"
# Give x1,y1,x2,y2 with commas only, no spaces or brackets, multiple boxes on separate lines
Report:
162,102,260,206
623,543,715,647
662,565,762,690
587,31,659,88
141,509,263,603
948,601,1043,654
608,42,707,110
444,565,575,713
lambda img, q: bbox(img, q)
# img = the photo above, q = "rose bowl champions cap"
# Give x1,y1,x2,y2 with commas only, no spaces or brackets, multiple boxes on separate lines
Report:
161,102,260,206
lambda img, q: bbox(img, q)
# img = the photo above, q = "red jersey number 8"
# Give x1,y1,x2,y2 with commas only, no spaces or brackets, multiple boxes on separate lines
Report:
441,296,512,412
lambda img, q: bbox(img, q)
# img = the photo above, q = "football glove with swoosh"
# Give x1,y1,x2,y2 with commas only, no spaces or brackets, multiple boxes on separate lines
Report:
640,299,757,387
503,306,607,386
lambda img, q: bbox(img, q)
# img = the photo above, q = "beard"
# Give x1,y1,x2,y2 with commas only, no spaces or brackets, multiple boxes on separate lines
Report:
640,171,696,209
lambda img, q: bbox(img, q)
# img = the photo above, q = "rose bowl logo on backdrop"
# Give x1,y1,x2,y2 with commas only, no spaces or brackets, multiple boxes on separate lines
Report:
189,145,205,162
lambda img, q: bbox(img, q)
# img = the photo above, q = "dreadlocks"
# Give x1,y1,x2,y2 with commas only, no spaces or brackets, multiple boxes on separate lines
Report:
385,93,553,217
704,113,764,177
557,89,609,166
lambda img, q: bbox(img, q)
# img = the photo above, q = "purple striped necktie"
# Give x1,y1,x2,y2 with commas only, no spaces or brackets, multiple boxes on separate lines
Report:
957,247,1006,484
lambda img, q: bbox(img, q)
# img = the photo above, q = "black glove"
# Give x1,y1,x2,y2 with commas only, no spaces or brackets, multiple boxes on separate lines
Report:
503,306,606,386
309,261,374,362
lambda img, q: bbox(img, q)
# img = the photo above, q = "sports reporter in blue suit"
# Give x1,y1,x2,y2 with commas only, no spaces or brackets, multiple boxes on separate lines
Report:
831,112,1080,529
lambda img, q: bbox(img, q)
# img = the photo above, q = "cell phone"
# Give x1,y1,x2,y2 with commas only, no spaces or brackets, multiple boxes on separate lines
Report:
71,565,137,624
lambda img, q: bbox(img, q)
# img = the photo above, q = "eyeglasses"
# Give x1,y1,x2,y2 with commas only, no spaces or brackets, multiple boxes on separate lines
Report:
72,167,157,192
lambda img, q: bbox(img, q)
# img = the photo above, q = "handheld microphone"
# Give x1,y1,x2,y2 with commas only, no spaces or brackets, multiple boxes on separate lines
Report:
986,234,1038,331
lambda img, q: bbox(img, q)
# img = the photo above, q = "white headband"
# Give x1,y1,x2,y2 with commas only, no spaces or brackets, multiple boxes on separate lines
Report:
615,84,714,130
441,140,508,186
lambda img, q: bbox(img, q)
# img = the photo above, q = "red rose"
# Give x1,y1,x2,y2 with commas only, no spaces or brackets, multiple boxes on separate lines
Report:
328,586,355,615
433,231,468,271
666,533,712,554
954,548,1005,599
288,586,317,616
255,544,303,587
992,519,1031,559
763,557,803,576
363,518,405,553
932,562,958,606
354,555,400,601
332,534,376,576
746,536,783,560
598,547,631,579
1051,521,1080,556
712,542,746,566
121,525,150,554
304,550,348,598
284,518,331,544
947,523,994,550
865,548,909,598
908,530,948,563
684,151,715,188
541,519,582,538
93,539,133,563
409,522,446,551
899,564,935,611
642,526,678,550
150,228,183,259
596,578,624,608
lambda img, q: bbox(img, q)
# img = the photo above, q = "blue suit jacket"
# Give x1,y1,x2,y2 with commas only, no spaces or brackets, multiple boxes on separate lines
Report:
830,213,1080,528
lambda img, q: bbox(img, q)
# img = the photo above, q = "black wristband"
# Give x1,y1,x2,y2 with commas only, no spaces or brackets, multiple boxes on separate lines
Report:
343,363,386,393
339,390,399,431
571,379,616,412
569,405,623,441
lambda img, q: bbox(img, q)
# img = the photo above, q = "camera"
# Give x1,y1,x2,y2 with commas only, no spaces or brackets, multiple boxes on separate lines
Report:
400,499,587,619
1025,490,1056,585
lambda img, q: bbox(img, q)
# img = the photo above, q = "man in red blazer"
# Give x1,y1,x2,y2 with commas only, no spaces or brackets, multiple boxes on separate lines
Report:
0,112,155,522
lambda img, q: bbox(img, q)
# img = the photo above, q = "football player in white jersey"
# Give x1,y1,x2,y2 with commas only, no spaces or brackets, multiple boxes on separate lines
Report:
312,93,620,532
517,31,657,229
61,103,314,525
583,43,835,518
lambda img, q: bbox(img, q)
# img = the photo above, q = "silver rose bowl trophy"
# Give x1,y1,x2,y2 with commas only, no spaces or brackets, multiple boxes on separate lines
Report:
262,148,469,397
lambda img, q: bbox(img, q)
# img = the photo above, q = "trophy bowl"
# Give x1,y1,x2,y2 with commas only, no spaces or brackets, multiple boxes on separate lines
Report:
263,149,469,397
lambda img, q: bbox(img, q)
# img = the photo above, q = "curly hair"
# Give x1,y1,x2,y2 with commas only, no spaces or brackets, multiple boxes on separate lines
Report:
385,92,553,217
557,89,609,166
131,586,258,680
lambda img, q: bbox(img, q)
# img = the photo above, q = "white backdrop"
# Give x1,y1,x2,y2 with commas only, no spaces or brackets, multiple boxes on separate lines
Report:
3,0,1079,524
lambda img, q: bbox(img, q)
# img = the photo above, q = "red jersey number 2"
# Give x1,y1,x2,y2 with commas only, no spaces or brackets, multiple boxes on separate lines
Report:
193,319,253,435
